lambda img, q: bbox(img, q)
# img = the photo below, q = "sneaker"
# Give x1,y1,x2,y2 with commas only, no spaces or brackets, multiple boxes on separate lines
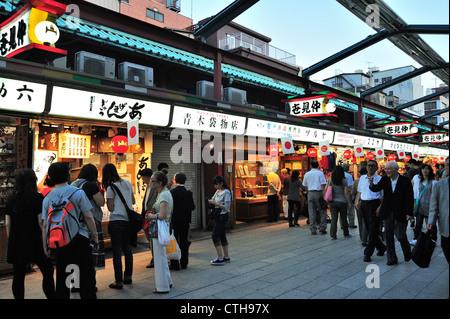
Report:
210,258,225,266
223,257,231,263
331,237,337,241
345,233,352,239
409,239,417,246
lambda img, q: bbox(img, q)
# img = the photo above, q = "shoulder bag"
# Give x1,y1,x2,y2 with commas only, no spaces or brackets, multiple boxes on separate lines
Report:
413,183,428,216
324,179,333,202
111,184,143,234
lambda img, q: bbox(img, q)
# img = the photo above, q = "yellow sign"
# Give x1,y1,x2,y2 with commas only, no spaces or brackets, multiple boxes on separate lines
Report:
58,133,91,159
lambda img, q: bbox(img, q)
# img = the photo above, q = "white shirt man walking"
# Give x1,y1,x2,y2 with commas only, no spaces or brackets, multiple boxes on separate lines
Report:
303,161,327,235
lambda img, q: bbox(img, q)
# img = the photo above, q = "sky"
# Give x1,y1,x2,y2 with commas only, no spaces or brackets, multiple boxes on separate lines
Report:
179,0,449,93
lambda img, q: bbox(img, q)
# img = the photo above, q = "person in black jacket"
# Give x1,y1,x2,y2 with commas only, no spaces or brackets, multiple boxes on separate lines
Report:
170,173,195,270
369,161,414,266
5,169,55,299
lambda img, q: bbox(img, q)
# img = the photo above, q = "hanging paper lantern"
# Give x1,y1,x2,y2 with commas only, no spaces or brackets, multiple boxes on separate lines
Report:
343,150,353,159
404,155,411,162
432,157,439,164
307,148,318,158
366,152,375,160
111,135,129,154
388,154,396,161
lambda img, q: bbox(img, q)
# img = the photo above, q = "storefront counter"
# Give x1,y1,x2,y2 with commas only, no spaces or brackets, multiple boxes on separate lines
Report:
236,197,268,220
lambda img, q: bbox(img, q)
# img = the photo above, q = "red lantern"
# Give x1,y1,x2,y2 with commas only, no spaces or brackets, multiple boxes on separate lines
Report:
268,145,278,156
343,150,353,159
404,155,411,162
111,135,129,154
388,154,396,161
307,148,318,158
366,152,375,160
432,157,439,164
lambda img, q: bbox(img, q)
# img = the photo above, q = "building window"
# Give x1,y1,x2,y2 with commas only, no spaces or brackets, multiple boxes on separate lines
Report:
146,8,164,22
425,101,437,111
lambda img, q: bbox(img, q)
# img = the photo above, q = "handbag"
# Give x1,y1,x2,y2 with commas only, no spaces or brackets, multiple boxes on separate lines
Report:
209,207,222,220
157,219,170,246
412,229,437,268
166,231,181,260
324,185,333,202
111,184,143,233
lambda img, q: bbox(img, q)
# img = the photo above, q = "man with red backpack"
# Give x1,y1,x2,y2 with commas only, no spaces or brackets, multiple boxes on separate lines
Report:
41,162,98,299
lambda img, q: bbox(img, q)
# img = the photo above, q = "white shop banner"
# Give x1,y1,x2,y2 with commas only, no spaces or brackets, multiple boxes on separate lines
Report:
171,105,246,135
246,118,334,143
50,86,171,127
382,139,418,152
333,132,383,149
0,76,47,113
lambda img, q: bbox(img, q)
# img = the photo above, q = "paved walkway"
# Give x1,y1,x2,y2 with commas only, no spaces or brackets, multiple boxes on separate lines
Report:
0,217,448,301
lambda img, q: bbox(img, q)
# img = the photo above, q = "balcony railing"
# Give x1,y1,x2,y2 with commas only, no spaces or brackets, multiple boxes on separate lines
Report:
219,33,296,67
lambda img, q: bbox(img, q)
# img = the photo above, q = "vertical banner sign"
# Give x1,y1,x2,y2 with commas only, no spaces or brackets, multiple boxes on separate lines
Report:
354,144,364,157
397,149,406,159
127,119,139,146
411,151,420,161
281,136,295,155
375,147,385,159
319,140,330,156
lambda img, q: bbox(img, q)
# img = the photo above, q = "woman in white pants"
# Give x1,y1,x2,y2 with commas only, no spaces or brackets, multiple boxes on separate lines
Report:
146,171,174,294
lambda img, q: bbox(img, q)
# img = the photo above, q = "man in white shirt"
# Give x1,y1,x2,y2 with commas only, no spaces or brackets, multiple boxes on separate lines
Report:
342,163,356,228
355,160,386,262
303,161,327,235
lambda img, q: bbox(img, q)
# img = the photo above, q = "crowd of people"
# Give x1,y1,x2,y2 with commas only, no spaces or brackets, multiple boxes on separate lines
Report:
4,156,448,299
267,157,449,267
4,161,201,299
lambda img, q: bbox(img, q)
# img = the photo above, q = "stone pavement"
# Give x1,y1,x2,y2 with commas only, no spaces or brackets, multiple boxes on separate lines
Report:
0,217,448,301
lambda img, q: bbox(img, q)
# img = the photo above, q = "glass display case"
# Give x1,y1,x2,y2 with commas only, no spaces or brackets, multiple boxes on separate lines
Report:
228,161,272,220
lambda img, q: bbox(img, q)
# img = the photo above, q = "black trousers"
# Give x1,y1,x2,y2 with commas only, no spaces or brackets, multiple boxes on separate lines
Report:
287,200,301,225
362,199,386,257
12,255,55,299
267,194,279,222
171,221,190,268
55,235,96,299
384,212,411,263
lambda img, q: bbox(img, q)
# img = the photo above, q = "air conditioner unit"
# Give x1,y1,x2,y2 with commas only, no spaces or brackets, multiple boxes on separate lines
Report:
75,51,115,78
224,87,247,105
119,62,154,87
196,80,223,100
245,103,265,110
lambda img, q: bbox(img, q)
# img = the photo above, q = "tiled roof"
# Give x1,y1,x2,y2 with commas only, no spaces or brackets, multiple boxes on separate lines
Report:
56,15,305,96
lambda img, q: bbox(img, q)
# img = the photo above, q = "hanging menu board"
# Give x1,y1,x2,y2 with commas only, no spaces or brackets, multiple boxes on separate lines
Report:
58,133,91,159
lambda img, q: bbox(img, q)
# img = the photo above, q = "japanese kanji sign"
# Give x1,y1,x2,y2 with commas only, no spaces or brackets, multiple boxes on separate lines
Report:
50,86,171,127
283,91,338,118
0,76,47,113
0,0,67,58
171,106,246,135
384,122,418,136
421,133,449,144
382,139,418,152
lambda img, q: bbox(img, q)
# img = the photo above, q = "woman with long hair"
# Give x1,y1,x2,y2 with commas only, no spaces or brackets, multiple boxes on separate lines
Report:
102,163,135,289
287,170,305,227
145,171,174,293
326,165,352,240
411,164,436,245
71,164,106,279
208,175,232,265
5,168,55,299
